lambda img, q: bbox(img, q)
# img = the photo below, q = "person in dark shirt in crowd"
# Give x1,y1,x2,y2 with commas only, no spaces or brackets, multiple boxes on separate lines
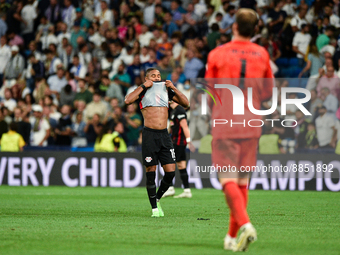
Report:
55,104,72,146
84,113,103,146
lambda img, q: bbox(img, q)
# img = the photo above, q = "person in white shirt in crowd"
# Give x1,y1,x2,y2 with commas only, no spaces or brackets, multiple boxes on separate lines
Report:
290,4,308,32
3,45,25,89
282,0,297,17
30,104,51,146
60,44,75,70
119,46,134,66
36,25,58,51
88,25,106,47
78,44,92,67
315,106,338,148
320,39,337,57
21,0,37,45
1,88,17,112
62,0,76,30
320,87,339,119
292,24,312,68
192,0,207,19
143,0,155,26
171,32,183,60
138,24,154,47
139,46,150,64
324,5,340,29
0,36,11,87
70,55,87,79
47,67,68,96
57,22,71,44
28,41,42,61
95,0,114,28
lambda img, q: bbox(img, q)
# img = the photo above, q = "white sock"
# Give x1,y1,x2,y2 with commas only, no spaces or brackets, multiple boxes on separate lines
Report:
152,208,158,212
184,188,191,192
226,234,236,241
240,222,252,230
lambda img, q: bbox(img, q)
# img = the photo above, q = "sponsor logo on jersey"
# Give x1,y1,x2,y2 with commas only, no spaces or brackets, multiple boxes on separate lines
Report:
177,114,186,119
145,157,152,162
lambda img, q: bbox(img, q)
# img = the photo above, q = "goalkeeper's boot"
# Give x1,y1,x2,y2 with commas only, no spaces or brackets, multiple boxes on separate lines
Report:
233,223,257,252
162,186,175,197
223,234,237,250
157,201,164,217
174,188,192,198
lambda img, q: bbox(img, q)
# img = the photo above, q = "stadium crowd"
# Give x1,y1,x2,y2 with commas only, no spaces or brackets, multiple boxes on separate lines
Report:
1,0,340,153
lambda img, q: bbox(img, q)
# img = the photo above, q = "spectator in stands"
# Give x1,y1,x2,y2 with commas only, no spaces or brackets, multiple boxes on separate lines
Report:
163,12,179,38
1,88,16,113
74,79,92,107
316,25,335,51
125,103,141,146
47,67,68,97
46,49,62,76
324,5,340,28
292,24,312,68
207,23,221,51
84,112,102,146
295,110,310,148
60,84,76,106
306,89,322,121
305,123,319,149
320,87,338,119
85,91,107,121
268,0,287,34
184,48,204,79
317,66,340,99
72,111,86,138
70,55,87,79
299,43,325,78
315,106,337,148
55,104,72,146
127,54,142,86
30,104,51,146
13,107,31,145
70,21,86,50
220,5,236,34
290,4,308,32
112,62,132,94
0,35,10,87
4,45,24,86
138,24,154,47
95,0,114,28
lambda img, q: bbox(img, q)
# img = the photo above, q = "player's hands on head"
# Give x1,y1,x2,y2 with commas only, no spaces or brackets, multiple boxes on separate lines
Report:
165,80,175,89
144,80,153,88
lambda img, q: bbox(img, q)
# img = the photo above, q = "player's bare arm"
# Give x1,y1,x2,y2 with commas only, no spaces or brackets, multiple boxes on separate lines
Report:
165,80,190,108
124,80,153,105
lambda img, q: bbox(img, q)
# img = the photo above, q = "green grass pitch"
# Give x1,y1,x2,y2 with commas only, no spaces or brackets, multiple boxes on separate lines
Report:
0,186,339,255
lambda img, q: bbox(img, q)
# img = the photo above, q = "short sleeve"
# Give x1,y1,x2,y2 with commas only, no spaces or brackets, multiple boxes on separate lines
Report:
176,107,187,120
113,136,120,148
19,135,25,148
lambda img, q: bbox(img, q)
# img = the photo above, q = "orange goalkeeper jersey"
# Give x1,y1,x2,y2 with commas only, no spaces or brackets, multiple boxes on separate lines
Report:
205,40,274,139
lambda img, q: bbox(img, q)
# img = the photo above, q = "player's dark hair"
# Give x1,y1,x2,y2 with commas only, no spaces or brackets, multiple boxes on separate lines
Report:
145,68,158,77
235,8,258,38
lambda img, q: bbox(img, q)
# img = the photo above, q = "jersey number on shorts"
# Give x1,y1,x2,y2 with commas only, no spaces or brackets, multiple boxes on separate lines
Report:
239,59,247,89
170,149,176,160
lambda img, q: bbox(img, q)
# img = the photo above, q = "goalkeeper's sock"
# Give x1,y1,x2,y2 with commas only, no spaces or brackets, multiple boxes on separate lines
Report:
228,214,239,238
156,171,175,200
223,182,250,227
239,185,248,208
179,169,189,189
146,172,157,209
